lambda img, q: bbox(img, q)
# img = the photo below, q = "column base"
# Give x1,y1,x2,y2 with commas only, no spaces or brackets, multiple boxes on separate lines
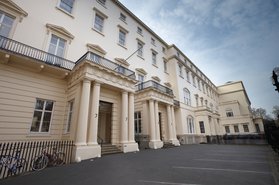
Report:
170,139,180,146
149,140,163,149
121,142,139,153
73,144,101,162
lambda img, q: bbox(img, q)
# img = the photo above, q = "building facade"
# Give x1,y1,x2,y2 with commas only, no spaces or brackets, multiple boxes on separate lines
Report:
0,0,263,161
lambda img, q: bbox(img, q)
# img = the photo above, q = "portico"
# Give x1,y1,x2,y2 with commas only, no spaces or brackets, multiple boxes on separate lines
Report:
68,52,139,161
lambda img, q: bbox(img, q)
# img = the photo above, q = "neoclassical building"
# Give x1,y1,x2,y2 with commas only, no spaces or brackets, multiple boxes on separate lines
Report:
0,0,263,161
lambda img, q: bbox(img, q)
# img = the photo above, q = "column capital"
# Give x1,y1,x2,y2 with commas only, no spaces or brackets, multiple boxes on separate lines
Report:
82,77,91,83
121,90,128,94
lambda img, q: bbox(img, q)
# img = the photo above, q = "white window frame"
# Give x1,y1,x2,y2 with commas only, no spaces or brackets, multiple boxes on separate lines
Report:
225,126,230,133
163,60,167,72
30,99,54,133
118,29,126,46
48,34,67,57
187,116,195,134
134,111,142,134
179,65,183,77
137,27,143,35
226,109,234,117
183,88,191,106
0,11,15,38
65,100,74,133
234,125,239,133
137,41,144,57
152,51,157,65
243,124,249,132
94,13,105,33
120,13,126,22
58,0,75,14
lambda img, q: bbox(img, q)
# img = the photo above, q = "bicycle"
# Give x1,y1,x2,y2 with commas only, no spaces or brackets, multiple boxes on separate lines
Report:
0,151,26,176
32,147,65,171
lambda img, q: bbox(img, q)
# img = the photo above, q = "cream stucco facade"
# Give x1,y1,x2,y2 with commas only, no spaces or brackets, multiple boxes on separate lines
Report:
0,0,264,161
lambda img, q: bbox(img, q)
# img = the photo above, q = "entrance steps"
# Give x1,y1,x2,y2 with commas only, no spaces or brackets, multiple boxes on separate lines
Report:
163,142,176,149
101,143,122,155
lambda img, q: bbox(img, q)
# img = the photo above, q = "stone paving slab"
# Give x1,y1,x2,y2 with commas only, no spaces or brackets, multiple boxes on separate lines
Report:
0,144,277,185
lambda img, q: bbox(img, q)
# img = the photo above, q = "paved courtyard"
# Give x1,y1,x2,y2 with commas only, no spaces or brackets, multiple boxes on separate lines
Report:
1,144,277,185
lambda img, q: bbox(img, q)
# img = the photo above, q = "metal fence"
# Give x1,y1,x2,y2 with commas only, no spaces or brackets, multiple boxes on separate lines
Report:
0,140,74,179
136,80,174,96
76,52,136,80
0,35,75,70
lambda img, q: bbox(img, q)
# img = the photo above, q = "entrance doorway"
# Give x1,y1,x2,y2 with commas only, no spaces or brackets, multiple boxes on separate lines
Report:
98,101,112,144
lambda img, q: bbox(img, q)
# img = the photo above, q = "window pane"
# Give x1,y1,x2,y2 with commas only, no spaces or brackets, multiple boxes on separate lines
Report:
60,0,74,13
41,112,52,132
31,111,42,132
0,13,14,37
35,100,45,110
45,101,54,111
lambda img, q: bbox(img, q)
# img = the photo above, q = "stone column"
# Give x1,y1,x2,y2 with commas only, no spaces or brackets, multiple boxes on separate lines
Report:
88,82,101,145
75,79,91,146
154,101,160,141
121,91,128,143
171,106,177,140
128,93,135,142
149,100,156,141
167,104,173,140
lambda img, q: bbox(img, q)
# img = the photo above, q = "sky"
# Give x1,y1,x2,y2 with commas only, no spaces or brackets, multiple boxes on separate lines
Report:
119,0,279,116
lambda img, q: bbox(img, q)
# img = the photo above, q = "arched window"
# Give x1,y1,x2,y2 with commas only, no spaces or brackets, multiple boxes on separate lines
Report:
187,116,195,134
183,88,191,105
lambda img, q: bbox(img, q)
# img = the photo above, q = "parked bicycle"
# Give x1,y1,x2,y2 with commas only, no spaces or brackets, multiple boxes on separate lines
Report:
0,151,26,176
31,147,65,171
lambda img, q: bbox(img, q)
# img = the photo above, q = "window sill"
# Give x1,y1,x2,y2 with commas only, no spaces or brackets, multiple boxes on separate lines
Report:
92,28,105,37
137,32,143,37
56,6,75,19
164,71,169,75
27,132,52,137
119,18,127,24
179,75,184,79
137,55,145,60
151,43,156,47
117,43,127,49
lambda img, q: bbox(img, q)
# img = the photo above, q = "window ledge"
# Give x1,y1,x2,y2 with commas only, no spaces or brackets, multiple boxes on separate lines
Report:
137,55,145,60
119,18,127,24
27,132,52,137
151,43,156,47
117,43,127,50
137,32,143,37
179,75,184,79
92,28,105,36
164,71,169,75
56,6,75,19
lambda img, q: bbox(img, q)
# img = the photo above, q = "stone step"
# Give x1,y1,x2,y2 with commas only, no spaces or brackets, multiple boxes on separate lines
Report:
101,144,122,155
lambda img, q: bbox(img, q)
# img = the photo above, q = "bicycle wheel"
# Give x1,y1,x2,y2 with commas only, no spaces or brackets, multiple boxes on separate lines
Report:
32,155,48,171
14,158,26,174
54,152,65,166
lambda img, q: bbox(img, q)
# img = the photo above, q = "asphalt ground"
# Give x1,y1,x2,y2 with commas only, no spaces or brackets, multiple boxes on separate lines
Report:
1,144,277,185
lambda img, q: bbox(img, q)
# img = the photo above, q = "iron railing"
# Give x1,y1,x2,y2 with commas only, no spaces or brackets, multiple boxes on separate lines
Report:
136,80,174,96
0,140,74,179
76,52,136,80
0,35,75,70
173,100,180,107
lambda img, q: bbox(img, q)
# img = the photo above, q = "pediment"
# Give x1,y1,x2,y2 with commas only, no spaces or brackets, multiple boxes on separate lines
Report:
115,58,129,67
86,43,106,55
152,76,161,82
164,82,171,87
46,23,74,40
135,68,147,75
0,0,28,17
